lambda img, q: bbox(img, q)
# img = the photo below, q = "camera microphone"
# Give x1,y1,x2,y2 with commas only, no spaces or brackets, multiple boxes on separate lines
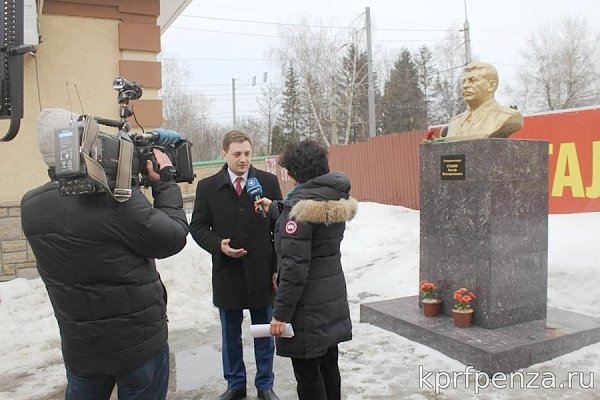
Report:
246,177,266,218
141,129,182,147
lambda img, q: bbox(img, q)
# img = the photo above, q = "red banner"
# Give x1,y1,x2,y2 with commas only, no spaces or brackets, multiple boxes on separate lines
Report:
511,107,600,213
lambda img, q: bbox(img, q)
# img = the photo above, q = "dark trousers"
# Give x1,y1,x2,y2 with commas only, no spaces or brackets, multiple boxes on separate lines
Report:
219,305,275,390
291,345,341,400
65,343,169,400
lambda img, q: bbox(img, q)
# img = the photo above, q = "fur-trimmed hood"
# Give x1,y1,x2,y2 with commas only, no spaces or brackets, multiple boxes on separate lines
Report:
290,197,358,225
286,171,358,225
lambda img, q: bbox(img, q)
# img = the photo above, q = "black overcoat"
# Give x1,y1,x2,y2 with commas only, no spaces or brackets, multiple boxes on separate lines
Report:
190,164,282,309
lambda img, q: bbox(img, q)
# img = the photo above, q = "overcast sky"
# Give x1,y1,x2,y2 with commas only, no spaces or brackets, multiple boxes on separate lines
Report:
160,0,600,124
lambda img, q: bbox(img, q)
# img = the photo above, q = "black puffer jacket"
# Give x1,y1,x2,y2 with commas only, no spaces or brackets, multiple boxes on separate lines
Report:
272,172,357,359
21,180,188,375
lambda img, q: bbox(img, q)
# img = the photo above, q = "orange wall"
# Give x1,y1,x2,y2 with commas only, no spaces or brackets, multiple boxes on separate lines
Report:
328,132,422,209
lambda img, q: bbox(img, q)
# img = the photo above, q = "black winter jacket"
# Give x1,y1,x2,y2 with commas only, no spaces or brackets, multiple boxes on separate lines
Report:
190,165,282,309
271,172,357,359
21,180,188,375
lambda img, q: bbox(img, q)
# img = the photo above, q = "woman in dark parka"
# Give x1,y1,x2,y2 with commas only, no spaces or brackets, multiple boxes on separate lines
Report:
257,140,357,400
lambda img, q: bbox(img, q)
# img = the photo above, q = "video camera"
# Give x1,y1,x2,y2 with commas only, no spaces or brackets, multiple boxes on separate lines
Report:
54,77,195,199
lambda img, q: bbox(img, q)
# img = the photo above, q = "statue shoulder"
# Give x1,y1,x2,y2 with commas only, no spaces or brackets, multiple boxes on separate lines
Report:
493,103,521,117
449,110,468,123
488,103,524,138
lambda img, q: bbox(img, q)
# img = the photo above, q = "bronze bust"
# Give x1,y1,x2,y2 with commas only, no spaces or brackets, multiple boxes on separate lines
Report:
446,62,523,141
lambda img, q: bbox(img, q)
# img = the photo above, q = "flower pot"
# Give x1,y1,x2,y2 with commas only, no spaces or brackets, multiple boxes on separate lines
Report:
422,299,442,317
452,308,474,328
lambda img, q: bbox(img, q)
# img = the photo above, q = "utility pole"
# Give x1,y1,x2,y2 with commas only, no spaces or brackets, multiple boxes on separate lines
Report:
463,0,472,64
365,7,376,138
232,78,237,128
232,73,267,129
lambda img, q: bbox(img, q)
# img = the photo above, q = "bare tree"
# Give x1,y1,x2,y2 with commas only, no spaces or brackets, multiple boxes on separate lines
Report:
270,22,364,146
414,45,435,126
430,27,466,125
515,16,600,112
338,43,378,144
161,58,219,161
257,83,281,155
237,117,268,156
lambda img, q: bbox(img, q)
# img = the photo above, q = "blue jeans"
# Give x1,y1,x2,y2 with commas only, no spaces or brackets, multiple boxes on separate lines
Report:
65,343,169,400
219,306,275,390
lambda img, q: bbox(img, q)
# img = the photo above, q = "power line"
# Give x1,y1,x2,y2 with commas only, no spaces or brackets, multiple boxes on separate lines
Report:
376,38,453,42
162,58,266,61
171,81,285,88
168,26,283,38
178,14,356,29
168,24,455,44
172,83,232,87
185,3,342,21
165,93,265,98
179,14,452,33
375,27,452,32
171,21,453,38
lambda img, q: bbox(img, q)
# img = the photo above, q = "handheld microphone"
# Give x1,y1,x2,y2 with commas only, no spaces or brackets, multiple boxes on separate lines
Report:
246,177,267,218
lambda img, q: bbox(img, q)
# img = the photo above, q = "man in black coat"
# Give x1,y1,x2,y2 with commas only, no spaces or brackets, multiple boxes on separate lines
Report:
190,130,282,400
21,109,189,400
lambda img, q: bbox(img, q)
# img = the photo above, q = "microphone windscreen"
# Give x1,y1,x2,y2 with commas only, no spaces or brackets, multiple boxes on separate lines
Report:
36,108,78,167
246,177,264,197
150,128,182,146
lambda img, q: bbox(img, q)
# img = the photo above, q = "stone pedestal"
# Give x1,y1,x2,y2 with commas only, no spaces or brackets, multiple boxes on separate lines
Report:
360,138,600,373
361,297,600,373
419,139,548,329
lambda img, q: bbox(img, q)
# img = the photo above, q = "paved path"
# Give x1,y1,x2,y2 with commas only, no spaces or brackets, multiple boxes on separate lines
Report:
42,320,302,400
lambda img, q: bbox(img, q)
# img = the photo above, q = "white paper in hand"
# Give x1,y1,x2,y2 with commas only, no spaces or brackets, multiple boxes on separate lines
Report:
250,323,294,338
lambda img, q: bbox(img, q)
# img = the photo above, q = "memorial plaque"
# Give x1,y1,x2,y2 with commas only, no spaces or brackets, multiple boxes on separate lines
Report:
440,154,465,180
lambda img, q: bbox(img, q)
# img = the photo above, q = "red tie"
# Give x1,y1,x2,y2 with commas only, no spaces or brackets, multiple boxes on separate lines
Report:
234,177,243,196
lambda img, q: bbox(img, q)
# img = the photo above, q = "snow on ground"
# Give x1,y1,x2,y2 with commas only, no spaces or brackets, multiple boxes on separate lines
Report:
1,203,599,399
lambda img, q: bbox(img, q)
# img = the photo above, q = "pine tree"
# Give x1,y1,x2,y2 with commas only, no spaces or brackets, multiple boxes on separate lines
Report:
276,64,306,152
270,125,286,155
382,49,427,134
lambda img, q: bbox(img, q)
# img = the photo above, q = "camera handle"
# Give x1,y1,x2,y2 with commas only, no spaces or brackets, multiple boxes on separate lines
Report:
80,116,133,202
119,103,134,121
94,116,127,130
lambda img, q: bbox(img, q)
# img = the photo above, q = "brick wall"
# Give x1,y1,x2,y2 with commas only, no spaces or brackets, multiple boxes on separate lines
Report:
0,203,37,281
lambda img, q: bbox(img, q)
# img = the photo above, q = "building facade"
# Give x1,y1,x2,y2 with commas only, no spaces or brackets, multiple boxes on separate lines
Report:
0,0,192,280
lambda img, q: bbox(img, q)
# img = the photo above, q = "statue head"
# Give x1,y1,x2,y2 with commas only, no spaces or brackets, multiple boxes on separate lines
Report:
461,62,499,109
446,61,523,140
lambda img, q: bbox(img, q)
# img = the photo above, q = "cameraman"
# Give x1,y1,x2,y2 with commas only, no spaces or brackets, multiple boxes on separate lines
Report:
20,108,189,400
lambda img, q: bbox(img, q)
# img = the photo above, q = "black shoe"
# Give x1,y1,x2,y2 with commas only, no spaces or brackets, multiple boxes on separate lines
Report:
217,388,246,400
257,389,280,400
